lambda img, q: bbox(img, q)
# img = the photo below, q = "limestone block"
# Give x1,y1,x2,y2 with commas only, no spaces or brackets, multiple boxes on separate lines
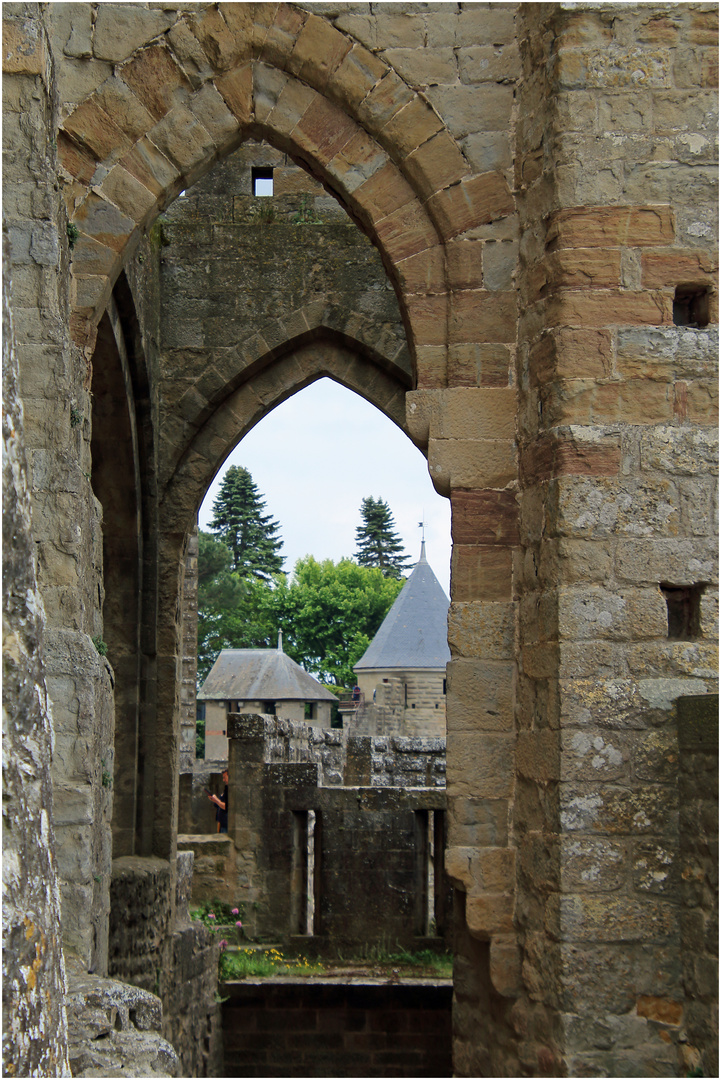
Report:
483,240,517,291
449,287,516,343
120,44,191,122
167,20,215,87
99,166,157,224
448,342,512,388
559,782,679,838
188,5,247,73
447,795,509,848
94,6,176,65
558,941,681,1014
288,13,352,90
461,131,513,174
327,42,387,113
147,105,216,172
558,585,668,641
640,426,719,476
381,46,457,86
559,836,626,892
560,675,711,730
356,68,415,133
466,891,514,936
2,15,45,74
404,128,469,199
47,2,92,59
560,729,630,783
429,436,517,493
426,84,514,138
374,11,426,49
434,387,516,441
121,136,181,197
551,476,681,540
552,893,676,943
458,44,521,84
455,5,516,47
615,537,717,586
447,730,514,800
451,544,513,602
262,4,309,70
446,658,515,733
490,935,523,997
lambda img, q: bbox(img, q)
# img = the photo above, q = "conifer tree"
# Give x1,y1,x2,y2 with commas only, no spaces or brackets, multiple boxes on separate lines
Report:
209,466,284,580
354,497,411,579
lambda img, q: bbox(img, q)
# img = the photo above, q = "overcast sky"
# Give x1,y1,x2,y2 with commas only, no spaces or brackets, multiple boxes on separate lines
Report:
198,377,452,594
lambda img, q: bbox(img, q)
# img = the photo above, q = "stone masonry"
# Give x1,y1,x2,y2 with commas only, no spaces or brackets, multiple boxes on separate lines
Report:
2,4,718,1077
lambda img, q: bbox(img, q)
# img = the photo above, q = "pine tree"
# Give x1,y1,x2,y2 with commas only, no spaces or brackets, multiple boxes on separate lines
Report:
209,466,284,580
354,497,411,579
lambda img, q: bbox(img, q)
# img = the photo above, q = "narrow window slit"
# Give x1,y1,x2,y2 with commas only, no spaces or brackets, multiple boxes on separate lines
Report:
660,583,704,640
673,284,710,328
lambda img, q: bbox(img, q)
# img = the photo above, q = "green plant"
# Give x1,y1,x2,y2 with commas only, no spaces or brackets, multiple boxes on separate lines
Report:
219,947,324,981
251,202,276,225
101,759,112,788
66,222,79,248
92,636,108,657
191,898,245,933
292,196,321,225
70,406,82,428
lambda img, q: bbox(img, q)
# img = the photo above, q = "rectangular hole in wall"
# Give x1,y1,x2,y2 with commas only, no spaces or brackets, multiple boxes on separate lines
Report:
660,583,705,640
291,810,318,936
252,167,274,197
673,284,710,327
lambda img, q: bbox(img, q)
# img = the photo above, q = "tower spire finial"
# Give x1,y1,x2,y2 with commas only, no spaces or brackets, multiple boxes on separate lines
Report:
418,513,427,560
277,630,283,652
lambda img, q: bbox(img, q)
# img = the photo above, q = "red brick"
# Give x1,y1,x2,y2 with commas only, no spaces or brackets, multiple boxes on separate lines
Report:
428,172,515,241
292,95,358,164
520,433,621,484
354,161,415,223
451,490,520,546
641,250,718,288
547,206,676,249
120,45,191,121
62,98,132,164
375,199,438,263
58,131,96,184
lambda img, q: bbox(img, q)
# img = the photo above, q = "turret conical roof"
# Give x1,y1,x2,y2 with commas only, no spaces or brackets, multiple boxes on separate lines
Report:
353,542,450,671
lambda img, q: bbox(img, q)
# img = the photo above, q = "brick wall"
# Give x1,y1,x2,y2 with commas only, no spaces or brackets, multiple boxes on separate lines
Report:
222,980,452,1078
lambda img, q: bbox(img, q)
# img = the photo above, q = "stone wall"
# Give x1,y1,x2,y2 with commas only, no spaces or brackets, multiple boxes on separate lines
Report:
217,713,450,947
677,694,719,1078
108,852,223,1077
2,3,718,1077
222,979,453,1078
352,669,447,736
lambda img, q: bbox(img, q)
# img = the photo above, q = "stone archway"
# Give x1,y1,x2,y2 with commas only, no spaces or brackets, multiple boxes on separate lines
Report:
57,3,519,880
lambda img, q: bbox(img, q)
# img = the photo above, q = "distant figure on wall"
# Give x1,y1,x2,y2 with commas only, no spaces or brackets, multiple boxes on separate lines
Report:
208,769,229,833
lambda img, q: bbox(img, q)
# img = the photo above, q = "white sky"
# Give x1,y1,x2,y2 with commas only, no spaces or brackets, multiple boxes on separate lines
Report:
198,377,452,594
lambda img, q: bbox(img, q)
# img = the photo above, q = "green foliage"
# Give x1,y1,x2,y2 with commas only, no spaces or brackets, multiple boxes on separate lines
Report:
209,466,284,581
220,948,324,980
66,222,79,248
196,531,277,683
354,497,411,579
273,556,403,686
91,635,108,657
70,405,82,428
292,196,321,225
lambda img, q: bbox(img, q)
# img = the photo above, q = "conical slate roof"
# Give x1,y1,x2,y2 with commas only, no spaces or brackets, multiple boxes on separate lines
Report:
198,637,336,702
354,543,450,671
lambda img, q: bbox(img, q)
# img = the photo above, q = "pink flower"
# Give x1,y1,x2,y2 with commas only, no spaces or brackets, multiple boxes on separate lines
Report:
231,908,239,915
219,939,228,951
235,921,243,928
208,912,215,919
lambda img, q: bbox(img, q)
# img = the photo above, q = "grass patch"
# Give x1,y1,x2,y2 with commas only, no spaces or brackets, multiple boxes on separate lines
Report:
220,947,325,980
